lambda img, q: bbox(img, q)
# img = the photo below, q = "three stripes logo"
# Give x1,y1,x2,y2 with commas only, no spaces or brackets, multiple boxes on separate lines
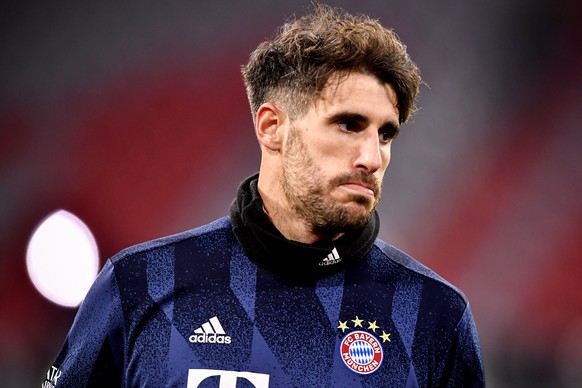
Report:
189,316,232,345
319,247,342,266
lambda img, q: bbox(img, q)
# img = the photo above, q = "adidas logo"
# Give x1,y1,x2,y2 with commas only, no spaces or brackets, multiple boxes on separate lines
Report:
319,247,342,266
189,316,232,344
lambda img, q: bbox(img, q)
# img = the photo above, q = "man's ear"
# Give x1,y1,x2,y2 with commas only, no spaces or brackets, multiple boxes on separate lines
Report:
255,103,286,151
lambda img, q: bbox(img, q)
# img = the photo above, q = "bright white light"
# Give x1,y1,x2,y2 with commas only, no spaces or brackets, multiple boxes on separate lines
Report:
26,210,99,307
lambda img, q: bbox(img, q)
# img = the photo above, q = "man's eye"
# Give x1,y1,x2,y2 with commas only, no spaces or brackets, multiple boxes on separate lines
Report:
379,129,396,143
337,121,357,132
379,131,390,143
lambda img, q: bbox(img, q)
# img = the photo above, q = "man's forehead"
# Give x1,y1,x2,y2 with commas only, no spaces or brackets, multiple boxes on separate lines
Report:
314,72,399,118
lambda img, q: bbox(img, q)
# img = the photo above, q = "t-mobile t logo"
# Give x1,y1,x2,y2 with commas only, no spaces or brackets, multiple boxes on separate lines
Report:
187,369,269,387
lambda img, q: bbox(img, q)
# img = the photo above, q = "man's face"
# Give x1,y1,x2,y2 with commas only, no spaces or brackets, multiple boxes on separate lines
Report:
281,72,400,233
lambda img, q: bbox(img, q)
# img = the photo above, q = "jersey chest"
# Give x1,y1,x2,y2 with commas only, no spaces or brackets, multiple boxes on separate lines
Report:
120,256,415,387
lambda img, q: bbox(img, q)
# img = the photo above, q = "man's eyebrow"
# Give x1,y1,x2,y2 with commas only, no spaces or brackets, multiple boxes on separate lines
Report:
326,112,368,124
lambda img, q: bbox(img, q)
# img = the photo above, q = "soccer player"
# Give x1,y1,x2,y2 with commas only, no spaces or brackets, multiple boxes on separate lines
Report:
45,3,485,387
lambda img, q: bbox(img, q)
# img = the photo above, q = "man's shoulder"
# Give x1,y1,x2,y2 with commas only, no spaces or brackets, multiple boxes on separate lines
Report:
109,216,233,266
371,239,469,306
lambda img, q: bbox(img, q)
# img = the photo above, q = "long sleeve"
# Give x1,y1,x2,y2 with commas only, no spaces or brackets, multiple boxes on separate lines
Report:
443,304,486,387
43,260,125,387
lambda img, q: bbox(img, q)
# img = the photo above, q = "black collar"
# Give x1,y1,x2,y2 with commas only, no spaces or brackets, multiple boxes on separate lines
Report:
230,174,379,283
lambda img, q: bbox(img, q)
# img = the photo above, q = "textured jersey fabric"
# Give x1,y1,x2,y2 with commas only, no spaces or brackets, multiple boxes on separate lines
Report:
45,216,484,387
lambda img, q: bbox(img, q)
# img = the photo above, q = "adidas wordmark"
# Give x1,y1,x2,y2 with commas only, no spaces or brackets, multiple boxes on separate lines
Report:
189,316,232,344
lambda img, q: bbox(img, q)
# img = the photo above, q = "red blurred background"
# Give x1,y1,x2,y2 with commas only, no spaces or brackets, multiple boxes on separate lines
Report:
1,1,581,386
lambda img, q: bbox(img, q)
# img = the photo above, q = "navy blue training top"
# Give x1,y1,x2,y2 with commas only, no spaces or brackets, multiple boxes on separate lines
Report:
45,216,484,387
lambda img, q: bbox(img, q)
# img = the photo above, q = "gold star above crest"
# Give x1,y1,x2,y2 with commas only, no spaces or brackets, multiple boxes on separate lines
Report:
368,321,379,332
351,316,364,328
337,320,349,332
380,331,392,343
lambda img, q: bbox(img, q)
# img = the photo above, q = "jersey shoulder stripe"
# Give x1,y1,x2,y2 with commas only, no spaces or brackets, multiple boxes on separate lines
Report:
109,216,232,266
373,239,469,305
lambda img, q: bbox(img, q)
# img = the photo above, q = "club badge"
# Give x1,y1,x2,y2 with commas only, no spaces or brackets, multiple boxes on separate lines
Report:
338,316,391,375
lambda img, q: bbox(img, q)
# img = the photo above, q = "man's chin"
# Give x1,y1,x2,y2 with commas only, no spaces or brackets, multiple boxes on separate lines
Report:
344,196,376,215
347,208,374,227
319,204,374,232
302,194,377,233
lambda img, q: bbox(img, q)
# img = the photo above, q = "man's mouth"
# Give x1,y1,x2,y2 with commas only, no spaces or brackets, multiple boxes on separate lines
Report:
341,182,375,197
331,171,380,199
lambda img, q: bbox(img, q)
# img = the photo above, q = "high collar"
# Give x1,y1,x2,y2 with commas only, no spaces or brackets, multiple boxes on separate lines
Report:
230,173,380,283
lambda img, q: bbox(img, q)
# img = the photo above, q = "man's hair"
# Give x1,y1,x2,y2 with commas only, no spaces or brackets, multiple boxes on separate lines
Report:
241,3,421,125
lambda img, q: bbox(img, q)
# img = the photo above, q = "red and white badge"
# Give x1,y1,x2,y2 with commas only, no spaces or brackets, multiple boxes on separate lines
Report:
340,330,383,375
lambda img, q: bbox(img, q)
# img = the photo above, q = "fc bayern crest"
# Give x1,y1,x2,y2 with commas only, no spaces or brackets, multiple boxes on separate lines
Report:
340,330,383,375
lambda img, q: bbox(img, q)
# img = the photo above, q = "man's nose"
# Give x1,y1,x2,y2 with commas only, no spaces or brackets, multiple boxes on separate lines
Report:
353,131,384,173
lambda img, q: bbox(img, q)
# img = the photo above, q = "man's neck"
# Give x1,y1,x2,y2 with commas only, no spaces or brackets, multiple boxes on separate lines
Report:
257,185,343,244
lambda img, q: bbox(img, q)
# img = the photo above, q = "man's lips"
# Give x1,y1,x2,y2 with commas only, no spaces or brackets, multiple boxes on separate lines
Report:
341,183,376,197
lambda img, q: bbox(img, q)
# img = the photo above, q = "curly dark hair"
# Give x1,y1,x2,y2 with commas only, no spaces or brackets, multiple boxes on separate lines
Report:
241,3,421,124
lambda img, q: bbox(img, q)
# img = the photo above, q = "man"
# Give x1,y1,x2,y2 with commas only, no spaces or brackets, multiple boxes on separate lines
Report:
45,3,485,387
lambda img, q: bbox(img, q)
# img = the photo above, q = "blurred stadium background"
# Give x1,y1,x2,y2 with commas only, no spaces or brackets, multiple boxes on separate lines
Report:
1,1,581,386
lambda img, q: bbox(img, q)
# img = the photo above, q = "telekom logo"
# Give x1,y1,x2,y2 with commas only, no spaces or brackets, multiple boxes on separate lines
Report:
187,369,269,387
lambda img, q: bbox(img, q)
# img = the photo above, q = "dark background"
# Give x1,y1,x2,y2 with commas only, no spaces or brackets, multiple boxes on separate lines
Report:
1,1,581,386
